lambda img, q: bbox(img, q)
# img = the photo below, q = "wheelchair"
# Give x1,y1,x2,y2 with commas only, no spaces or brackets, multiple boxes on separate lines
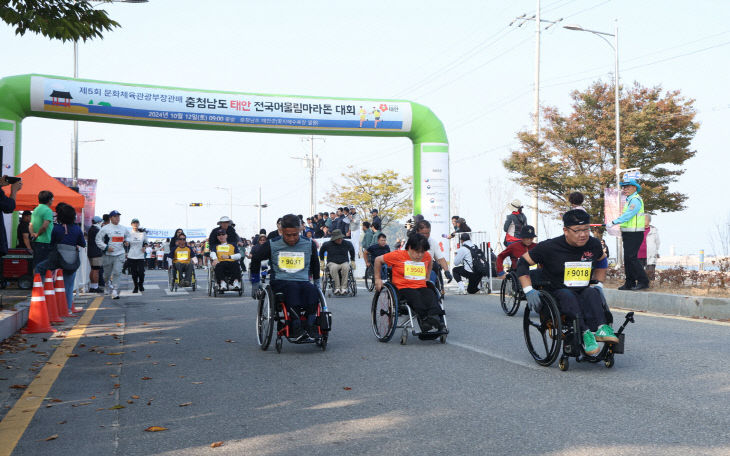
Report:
207,262,244,297
523,280,635,371
168,264,197,292
371,268,448,345
256,283,331,353
250,262,269,299
499,270,523,316
364,263,375,292
321,263,356,297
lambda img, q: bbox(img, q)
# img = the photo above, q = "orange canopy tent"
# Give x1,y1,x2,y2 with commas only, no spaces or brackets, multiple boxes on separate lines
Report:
3,163,85,211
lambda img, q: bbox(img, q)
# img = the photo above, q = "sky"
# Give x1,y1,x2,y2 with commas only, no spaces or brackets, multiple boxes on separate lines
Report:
2,0,729,255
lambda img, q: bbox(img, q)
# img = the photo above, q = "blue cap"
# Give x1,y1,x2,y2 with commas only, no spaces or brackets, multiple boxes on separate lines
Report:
109,210,122,216
620,178,641,193
92,215,103,223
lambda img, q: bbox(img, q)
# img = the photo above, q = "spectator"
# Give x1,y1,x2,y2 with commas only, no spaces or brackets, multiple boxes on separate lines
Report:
35,203,85,312
0,178,21,277
370,209,381,230
641,214,660,281
16,210,32,249
360,221,373,258
29,190,54,268
451,233,483,295
456,217,471,233
87,215,104,293
503,199,527,247
569,192,587,212
447,215,459,239
325,212,335,231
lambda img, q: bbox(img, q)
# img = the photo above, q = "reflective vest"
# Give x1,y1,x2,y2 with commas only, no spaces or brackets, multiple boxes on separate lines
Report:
620,194,645,232
216,244,235,262
271,237,312,282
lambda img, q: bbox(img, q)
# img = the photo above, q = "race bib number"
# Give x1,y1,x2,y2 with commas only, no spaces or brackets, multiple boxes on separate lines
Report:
564,261,591,287
176,250,189,261
111,236,124,243
404,261,426,281
279,252,305,273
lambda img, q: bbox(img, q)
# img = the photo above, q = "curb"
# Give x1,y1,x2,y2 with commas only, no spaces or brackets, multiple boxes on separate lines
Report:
0,301,30,343
603,288,730,320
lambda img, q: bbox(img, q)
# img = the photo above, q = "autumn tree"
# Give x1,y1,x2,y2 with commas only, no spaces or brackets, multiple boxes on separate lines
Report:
503,80,698,228
322,167,412,228
1,0,120,42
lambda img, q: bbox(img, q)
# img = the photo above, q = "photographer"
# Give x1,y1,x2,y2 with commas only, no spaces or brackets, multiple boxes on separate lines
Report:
0,176,22,257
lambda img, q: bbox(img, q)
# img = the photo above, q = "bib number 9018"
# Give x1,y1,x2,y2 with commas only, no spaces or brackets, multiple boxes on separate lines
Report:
564,261,591,287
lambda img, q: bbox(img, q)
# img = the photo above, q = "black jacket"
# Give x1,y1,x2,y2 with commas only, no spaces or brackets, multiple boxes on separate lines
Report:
208,225,240,250
0,191,15,255
319,240,356,264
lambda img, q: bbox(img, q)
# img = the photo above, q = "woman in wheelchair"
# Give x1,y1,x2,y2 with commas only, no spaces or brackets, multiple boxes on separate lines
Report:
170,235,194,287
250,214,322,342
210,229,242,290
517,210,619,356
374,233,445,333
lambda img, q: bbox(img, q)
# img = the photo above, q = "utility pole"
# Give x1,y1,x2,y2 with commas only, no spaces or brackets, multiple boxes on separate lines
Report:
254,186,269,232
292,136,325,215
510,3,563,235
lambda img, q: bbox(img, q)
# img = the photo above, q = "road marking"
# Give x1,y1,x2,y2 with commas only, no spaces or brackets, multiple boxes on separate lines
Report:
164,289,190,296
449,341,540,370
611,306,730,326
0,296,104,456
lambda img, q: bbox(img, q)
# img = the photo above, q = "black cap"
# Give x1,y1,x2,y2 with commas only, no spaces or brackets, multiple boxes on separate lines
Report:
520,225,536,238
563,209,590,227
21,210,31,216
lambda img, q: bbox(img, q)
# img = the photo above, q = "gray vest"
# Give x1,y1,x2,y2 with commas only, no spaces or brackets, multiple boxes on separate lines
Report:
271,237,312,282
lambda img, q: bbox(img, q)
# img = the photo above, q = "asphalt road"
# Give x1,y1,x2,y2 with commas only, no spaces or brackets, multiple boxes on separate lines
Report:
1,269,728,456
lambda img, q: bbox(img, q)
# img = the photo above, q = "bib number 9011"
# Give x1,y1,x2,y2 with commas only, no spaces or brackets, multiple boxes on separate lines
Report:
279,252,305,273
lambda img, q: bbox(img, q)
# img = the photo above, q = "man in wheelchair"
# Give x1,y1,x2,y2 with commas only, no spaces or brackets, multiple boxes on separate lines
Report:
374,233,445,333
250,214,321,341
517,210,619,356
170,235,194,286
210,229,242,290
318,228,355,295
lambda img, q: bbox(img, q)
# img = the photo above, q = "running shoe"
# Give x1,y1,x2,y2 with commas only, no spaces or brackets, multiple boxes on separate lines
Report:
232,280,240,289
582,330,600,355
595,324,620,343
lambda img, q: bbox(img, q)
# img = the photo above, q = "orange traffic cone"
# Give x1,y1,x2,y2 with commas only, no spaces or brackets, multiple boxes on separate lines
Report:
54,270,72,318
54,270,79,316
22,273,56,334
44,270,63,324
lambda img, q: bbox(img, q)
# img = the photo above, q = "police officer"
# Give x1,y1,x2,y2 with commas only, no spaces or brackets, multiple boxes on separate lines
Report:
517,210,618,356
250,214,321,341
606,178,649,290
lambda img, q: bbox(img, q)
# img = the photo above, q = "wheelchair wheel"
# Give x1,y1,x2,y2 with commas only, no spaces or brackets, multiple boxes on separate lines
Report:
321,271,330,297
500,273,521,316
364,264,374,292
237,273,244,297
348,270,357,296
256,286,275,350
275,336,282,353
191,272,197,291
168,268,175,291
371,284,398,342
207,267,213,296
523,290,562,366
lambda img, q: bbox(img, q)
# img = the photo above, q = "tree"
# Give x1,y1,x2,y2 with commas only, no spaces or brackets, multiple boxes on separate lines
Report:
503,80,698,229
322,167,412,228
1,0,120,42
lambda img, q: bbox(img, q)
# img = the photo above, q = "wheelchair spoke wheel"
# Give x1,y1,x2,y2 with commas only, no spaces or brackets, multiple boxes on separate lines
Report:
364,265,374,292
256,287,274,350
523,291,562,366
500,274,521,316
371,285,398,342
207,269,213,296
349,271,357,296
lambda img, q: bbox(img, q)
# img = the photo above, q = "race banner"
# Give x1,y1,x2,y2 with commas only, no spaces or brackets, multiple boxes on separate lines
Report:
55,177,97,231
146,228,208,239
30,76,412,132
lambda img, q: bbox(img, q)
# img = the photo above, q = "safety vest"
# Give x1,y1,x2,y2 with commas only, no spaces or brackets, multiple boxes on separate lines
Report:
216,244,235,261
270,236,312,282
620,194,645,232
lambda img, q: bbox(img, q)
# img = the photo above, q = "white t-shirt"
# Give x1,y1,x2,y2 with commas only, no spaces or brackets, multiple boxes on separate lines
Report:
427,236,445,262
125,229,147,259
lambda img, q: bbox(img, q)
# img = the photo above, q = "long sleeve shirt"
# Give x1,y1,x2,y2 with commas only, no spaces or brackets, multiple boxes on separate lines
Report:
319,240,356,264
96,223,127,256
612,192,642,225
125,228,147,259
496,241,536,273
250,239,320,281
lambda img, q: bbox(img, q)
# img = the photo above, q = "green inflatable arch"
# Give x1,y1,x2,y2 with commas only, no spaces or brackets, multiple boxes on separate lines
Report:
0,74,450,249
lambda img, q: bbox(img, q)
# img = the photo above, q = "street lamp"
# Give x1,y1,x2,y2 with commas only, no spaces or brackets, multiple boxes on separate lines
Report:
253,186,268,232
72,0,149,188
564,21,622,264
215,186,233,219
70,138,104,187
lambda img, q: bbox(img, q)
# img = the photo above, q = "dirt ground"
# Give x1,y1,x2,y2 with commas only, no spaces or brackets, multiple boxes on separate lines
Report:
0,284,31,310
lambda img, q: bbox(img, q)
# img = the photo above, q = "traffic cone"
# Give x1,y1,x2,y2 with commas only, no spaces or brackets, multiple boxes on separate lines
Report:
54,270,80,315
53,270,73,317
44,270,63,324
22,273,56,334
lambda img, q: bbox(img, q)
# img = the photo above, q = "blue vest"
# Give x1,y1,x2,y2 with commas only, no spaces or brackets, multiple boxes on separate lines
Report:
270,237,312,282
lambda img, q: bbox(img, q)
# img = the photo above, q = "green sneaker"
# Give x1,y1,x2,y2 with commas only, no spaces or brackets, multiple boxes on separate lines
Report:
582,330,600,355
595,324,619,343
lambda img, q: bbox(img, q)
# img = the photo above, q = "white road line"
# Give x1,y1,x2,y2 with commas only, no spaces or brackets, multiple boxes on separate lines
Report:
164,289,189,296
448,341,540,370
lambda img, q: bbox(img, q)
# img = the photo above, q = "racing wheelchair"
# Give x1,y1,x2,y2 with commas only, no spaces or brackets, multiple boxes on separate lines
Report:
207,262,244,297
321,263,357,297
256,283,331,353
168,264,197,292
371,268,448,345
523,280,635,371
